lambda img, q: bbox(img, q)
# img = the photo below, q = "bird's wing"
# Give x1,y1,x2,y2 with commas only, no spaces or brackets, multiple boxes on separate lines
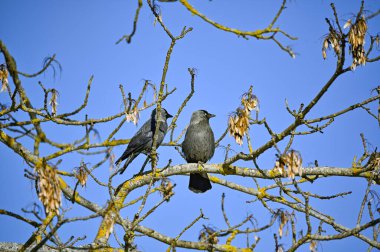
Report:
128,127,153,153
116,119,153,164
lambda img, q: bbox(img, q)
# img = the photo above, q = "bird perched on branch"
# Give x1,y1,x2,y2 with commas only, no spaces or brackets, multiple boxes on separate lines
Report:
115,108,173,174
182,110,215,193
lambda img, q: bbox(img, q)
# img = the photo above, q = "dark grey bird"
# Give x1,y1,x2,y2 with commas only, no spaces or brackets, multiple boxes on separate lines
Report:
115,108,173,174
182,110,215,193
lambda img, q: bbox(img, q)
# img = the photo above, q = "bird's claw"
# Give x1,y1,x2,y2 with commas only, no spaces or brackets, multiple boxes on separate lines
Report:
197,161,205,172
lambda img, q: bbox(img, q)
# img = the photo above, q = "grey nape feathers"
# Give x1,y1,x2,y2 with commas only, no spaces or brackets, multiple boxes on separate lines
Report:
182,110,215,193
115,108,172,174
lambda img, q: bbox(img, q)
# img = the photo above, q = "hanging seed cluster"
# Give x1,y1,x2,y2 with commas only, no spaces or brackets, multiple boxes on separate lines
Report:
159,178,174,201
74,162,88,187
228,108,249,145
273,150,303,180
228,86,259,145
37,161,62,215
322,12,368,70
347,16,368,69
322,27,341,60
49,89,59,116
126,106,140,125
0,64,8,92
278,210,291,238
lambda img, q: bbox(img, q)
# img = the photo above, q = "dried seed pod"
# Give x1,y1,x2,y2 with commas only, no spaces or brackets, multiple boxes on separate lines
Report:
49,89,59,116
228,108,249,145
329,31,341,55
322,49,327,60
273,160,285,176
277,210,292,238
126,106,140,125
0,64,9,92
228,86,259,145
322,37,329,59
309,240,318,252
159,178,174,201
241,86,259,113
278,212,288,237
322,28,343,60
74,162,88,187
284,150,303,180
343,19,352,29
348,15,367,69
274,150,303,180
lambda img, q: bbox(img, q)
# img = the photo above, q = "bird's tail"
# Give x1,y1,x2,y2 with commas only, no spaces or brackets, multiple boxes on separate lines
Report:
189,172,212,193
115,157,122,166
115,150,132,166
118,153,137,175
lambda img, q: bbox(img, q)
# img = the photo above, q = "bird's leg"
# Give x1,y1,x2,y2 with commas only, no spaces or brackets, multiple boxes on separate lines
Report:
137,156,151,175
197,161,205,172
118,161,129,175
134,152,160,176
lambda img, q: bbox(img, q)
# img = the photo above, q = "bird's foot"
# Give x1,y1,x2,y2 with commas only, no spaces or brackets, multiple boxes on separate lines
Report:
197,161,205,172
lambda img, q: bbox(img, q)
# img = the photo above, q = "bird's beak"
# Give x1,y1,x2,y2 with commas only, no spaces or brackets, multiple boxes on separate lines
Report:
207,113,216,119
167,113,173,118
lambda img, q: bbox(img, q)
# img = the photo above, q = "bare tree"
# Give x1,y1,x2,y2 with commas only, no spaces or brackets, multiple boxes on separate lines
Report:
0,1,379,251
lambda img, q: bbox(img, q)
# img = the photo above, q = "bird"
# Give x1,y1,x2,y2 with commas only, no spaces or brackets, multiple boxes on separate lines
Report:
115,108,173,175
182,110,215,193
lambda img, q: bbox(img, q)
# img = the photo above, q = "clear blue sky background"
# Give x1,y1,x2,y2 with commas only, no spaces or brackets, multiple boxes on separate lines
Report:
0,0,379,251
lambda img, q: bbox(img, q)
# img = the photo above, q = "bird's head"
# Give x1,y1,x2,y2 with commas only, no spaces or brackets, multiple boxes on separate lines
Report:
190,110,215,124
152,108,173,122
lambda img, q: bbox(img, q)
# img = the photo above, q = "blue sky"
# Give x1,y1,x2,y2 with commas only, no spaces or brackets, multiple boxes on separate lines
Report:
1,0,379,251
